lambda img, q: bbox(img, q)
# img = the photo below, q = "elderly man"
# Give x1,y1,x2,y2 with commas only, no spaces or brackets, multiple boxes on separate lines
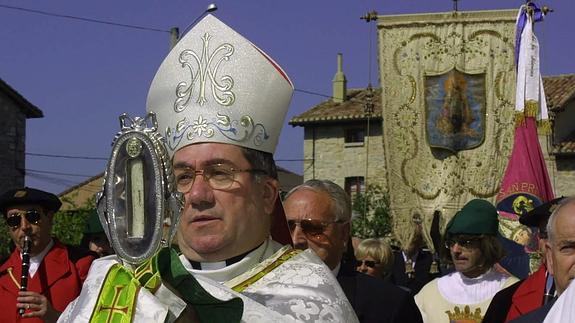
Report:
415,199,518,323
0,187,95,323
284,179,422,323
59,14,356,323
483,197,563,322
510,196,575,322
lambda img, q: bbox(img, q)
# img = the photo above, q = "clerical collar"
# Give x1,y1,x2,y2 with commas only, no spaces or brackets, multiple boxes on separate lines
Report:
187,243,262,270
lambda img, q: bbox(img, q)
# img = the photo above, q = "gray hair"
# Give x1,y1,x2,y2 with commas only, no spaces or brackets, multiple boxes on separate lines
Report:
285,179,351,222
546,196,575,243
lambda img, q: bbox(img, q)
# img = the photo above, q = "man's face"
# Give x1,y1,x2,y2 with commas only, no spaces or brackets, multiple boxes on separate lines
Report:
173,143,278,262
284,189,349,270
6,204,53,256
447,235,486,278
546,202,575,295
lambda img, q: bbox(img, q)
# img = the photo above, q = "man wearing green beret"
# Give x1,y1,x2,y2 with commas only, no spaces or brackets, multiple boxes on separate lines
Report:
415,199,519,323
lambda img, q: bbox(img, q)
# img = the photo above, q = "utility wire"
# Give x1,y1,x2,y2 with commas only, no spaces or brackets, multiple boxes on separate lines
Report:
26,152,107,161
0,4,170,33
26,168,97,178
26,172,83,187
295,88,380,107
26,151,307,162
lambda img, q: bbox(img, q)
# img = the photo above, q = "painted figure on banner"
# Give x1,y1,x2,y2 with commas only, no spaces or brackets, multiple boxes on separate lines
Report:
425,69,486,152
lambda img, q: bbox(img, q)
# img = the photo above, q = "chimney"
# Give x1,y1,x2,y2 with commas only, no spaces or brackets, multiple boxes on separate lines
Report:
332,53,347,103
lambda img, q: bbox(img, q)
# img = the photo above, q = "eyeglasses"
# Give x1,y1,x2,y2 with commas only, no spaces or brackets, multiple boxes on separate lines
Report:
356,260,379,268
444,236,482,249
174,163,267,192
5,210,42,229
287,219,344,237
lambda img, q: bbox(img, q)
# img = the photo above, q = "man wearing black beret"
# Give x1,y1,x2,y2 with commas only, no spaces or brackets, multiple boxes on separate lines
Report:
483,197,564,322
0,187,95,322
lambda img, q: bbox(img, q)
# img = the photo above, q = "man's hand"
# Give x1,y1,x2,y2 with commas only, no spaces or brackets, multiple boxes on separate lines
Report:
17,291,61,323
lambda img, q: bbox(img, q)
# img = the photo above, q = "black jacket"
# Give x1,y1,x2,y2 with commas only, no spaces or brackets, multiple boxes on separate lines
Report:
337,259,423,323
509,298,556,323
389,249,438,295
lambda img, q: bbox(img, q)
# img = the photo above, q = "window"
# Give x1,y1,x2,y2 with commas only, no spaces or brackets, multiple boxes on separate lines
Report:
344,128,365,146
345,176,365,199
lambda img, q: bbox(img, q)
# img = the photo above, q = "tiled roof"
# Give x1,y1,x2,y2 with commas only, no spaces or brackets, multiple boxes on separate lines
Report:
289,88,382,126
290,75,575,127
551,141,575,155
543,74,575,111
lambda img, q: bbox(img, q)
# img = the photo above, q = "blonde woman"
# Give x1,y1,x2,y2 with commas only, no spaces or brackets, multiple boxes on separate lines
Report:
355,238,394,279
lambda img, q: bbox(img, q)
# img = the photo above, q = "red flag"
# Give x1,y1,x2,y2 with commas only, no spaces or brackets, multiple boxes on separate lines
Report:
497,2,553,248
496,117,554,246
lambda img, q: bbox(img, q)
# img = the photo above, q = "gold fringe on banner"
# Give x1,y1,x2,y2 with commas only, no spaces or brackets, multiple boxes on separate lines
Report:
524,100,539,118
514,112,526,128
537,120,552,135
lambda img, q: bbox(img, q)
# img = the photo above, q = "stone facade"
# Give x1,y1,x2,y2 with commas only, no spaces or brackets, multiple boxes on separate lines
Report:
0,79,42,194
302,120,386,190
301,122,574,199
0,96,25,193
293,76,575,199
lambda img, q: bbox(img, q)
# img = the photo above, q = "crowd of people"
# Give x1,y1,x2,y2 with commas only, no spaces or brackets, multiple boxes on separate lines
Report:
1,13,574,323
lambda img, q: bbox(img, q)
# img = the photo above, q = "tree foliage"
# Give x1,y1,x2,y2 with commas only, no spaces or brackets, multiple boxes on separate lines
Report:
351,184,393,239
52,196,96,246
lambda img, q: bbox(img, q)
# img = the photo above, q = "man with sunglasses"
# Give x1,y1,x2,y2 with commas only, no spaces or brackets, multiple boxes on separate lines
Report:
482,197,562,322
284,180,422,323
0,187,95,322
415,199,518,322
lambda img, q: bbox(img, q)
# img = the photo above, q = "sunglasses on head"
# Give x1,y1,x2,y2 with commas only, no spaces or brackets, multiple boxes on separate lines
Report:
356,260,379,268
5,210,42,229
287,219,342,237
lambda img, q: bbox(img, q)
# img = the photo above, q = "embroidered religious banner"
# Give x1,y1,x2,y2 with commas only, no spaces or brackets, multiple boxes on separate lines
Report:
377,10,517,248
425,69,486,152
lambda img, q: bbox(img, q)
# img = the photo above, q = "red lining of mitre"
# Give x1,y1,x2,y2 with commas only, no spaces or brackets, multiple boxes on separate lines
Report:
251,44,293,88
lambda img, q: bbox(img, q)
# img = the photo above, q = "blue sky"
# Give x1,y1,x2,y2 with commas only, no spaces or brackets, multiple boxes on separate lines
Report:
0,0,572,195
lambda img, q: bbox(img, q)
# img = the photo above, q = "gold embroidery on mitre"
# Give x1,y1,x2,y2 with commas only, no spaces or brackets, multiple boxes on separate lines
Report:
174,32,235,112
445,305,483,322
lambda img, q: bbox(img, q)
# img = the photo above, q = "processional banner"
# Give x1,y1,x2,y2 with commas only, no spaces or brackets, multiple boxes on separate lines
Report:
496,3,553,275
377,10,518,248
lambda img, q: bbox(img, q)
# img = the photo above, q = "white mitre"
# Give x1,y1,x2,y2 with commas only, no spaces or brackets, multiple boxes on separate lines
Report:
146,14,294,156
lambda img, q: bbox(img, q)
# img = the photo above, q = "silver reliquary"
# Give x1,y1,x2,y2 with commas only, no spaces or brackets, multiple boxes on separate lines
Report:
97,112,183,268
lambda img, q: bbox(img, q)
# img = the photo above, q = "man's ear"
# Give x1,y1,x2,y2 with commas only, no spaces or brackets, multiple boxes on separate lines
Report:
545,241,554,276
262,178,279,215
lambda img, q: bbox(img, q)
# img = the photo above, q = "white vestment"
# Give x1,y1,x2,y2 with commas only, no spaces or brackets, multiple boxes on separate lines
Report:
544,279,575,323
415,268,518,323
59,239,357,323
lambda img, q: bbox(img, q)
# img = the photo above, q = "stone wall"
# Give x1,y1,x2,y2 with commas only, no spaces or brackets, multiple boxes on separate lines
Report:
302,121,386,189
303,120,575,199
0,92,26,194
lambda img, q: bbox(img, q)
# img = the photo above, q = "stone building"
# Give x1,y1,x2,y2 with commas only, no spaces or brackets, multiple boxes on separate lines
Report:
0,78,43,194
289,66,575,198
